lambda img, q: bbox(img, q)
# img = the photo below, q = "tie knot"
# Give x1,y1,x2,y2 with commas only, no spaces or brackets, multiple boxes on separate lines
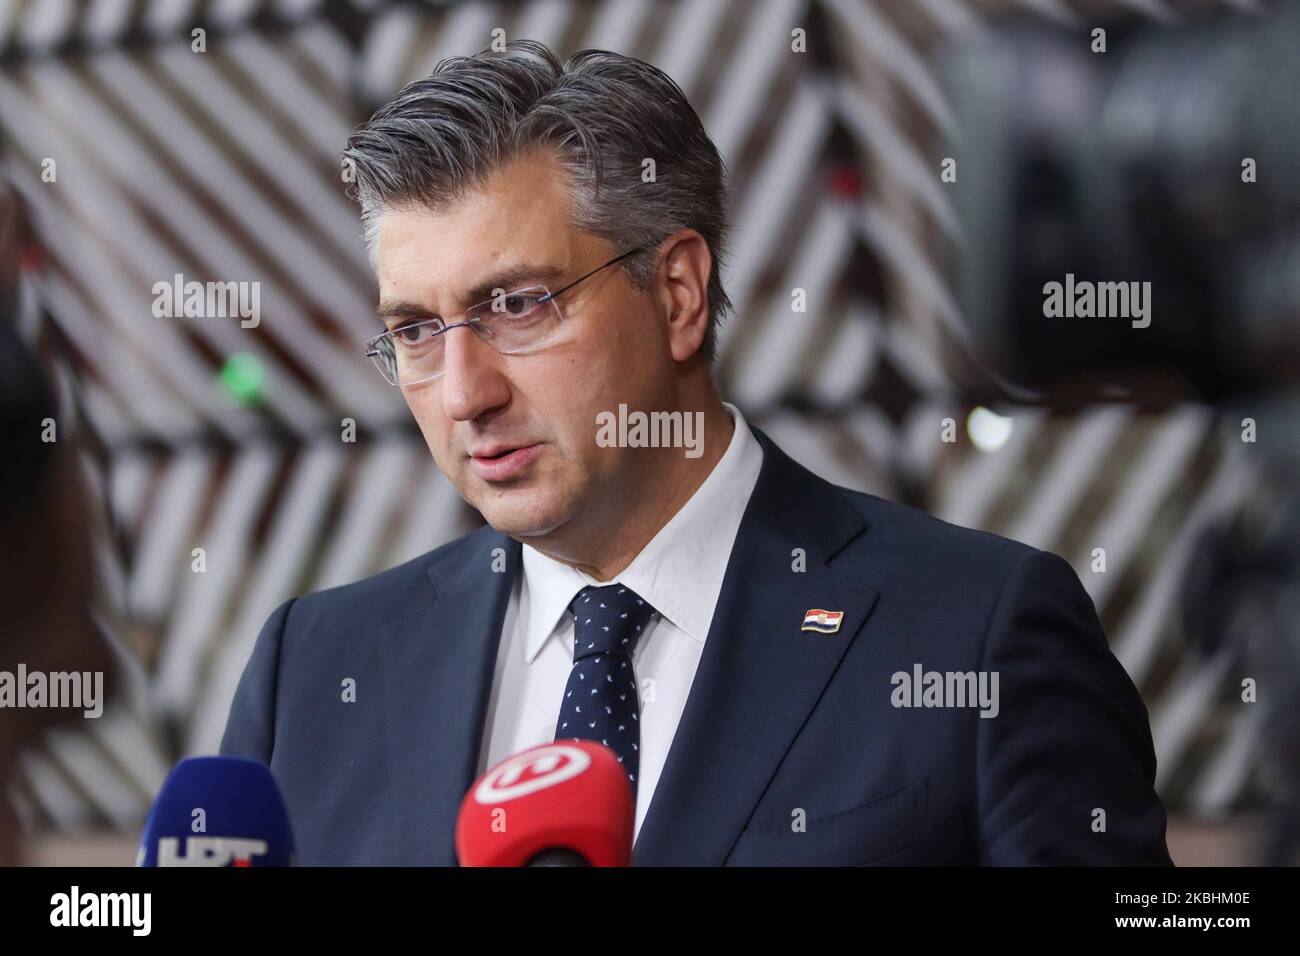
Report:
568,584,657,662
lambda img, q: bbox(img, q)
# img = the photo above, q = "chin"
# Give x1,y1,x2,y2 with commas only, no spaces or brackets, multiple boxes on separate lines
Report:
472,487,574,539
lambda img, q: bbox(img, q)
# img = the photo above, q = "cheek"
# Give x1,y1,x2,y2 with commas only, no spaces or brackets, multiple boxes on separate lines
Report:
614,303,666,371
589,312,649,382
405,390,453,455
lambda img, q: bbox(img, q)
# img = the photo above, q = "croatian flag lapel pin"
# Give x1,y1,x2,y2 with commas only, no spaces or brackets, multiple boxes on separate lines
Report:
801,608,845,634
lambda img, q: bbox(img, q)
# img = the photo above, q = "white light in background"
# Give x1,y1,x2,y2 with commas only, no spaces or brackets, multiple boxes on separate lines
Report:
967,406,1013,453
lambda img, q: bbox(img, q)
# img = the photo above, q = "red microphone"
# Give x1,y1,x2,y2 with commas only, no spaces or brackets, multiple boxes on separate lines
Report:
455,741,634,867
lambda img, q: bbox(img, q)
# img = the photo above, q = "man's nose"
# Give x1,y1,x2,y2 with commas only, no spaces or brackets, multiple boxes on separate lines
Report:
439,324,510,422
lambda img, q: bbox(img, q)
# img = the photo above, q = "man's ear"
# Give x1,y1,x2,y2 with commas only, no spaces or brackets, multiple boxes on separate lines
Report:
654,229,712,363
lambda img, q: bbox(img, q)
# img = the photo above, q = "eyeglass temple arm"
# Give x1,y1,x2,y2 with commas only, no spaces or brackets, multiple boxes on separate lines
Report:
539,244,648,303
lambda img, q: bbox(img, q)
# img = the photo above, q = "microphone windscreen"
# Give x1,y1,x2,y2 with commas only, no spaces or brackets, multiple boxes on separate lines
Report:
456,741,634,867
138,756,295,866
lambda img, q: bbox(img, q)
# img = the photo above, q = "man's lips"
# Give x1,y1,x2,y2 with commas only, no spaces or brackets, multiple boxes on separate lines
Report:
468,443,542,481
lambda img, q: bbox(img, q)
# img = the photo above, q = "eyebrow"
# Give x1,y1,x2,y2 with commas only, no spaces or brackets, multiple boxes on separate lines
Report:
376,262,567,328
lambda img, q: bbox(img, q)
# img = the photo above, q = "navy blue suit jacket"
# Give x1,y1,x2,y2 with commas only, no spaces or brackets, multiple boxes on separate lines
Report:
220,427,1172,865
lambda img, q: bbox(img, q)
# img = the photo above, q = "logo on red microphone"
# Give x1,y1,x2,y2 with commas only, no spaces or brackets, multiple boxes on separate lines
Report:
474,744,591,804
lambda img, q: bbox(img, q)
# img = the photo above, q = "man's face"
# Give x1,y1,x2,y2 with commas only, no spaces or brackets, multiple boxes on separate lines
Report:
374,150,673,541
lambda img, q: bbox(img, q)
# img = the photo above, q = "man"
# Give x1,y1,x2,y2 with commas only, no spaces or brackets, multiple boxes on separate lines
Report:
221,40,1172,866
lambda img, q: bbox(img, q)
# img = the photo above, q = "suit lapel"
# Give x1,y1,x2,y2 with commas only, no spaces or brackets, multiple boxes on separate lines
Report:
379,528,519,865
632,429,880,865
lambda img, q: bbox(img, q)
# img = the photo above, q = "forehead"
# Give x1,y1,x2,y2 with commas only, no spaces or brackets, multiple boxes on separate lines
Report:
374,150,578,311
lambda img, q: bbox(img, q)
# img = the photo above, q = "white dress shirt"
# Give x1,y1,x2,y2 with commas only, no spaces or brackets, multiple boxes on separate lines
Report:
477,402,764,844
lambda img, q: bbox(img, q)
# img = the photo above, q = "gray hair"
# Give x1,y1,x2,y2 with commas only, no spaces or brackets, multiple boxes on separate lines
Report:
343,39,733,363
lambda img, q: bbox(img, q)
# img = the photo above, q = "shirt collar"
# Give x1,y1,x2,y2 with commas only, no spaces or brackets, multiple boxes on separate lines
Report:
520,402,763,663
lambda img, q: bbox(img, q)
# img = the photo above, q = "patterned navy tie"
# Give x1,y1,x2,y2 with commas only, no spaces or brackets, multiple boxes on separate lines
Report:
554,583,657,795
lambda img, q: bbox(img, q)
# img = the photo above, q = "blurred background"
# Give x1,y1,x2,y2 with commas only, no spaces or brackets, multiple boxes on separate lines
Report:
0,0,1295,865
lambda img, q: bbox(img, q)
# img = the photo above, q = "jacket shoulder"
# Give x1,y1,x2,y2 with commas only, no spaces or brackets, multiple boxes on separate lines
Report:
284,523,503,633
831,482,1045,588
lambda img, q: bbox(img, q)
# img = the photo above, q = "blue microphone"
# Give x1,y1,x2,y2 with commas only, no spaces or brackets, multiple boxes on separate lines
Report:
137,756,295,866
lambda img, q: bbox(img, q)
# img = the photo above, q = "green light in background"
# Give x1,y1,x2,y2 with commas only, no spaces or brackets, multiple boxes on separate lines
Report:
219,352,265,405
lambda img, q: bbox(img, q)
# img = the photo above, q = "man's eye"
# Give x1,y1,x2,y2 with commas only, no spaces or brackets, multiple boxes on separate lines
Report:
395,322,439,345
499,294,540,318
